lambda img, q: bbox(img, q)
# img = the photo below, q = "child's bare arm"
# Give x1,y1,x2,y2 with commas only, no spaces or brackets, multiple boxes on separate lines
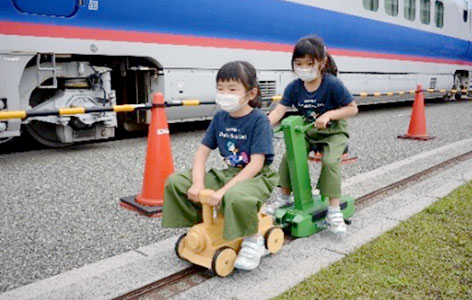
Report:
325,101,358,120
187,144,211,201
268,104,289,126
315,101,358,129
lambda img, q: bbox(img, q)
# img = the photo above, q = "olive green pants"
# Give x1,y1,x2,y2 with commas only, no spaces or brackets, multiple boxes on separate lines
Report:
161,166,278,240
279,120,349,198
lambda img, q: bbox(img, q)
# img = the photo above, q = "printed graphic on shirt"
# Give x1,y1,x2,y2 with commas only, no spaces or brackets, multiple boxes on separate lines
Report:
218,126,248,141
299,99,325,122
200,109,275,166
224,140,249,167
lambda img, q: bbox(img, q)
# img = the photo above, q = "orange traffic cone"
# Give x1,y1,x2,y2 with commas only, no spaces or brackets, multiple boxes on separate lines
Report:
398,84,434,141
120,93,175,217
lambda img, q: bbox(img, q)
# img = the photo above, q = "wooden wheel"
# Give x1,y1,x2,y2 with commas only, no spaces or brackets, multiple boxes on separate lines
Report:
175,234,187,261
265,227,284,254
211,247,237,277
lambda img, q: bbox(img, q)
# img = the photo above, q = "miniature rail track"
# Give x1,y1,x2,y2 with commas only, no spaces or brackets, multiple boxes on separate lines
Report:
114,150,472,300
355,150,472,209
113,266,211,300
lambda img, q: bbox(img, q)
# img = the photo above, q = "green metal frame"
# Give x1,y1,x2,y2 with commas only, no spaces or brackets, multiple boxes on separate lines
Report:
274,115,355,237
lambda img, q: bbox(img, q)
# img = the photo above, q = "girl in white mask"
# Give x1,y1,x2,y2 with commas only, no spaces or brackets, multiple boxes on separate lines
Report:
268,35,358,235
163,61,278,271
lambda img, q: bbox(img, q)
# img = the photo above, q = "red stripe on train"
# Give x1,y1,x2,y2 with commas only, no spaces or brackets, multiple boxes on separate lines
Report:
1,21,472,66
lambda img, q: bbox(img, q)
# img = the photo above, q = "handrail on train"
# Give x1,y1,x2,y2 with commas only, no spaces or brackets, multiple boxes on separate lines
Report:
0,88,470,121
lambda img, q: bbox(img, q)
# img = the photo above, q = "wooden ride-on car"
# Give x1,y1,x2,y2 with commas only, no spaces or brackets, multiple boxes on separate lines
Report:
174,189,284,277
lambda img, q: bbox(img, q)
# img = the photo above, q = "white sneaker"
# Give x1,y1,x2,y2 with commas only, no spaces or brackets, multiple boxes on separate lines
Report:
265,195,294,215
234,236,266,271
326,209,347,235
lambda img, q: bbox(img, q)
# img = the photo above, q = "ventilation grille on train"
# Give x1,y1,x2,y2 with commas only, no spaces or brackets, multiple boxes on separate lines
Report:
259,80,276,107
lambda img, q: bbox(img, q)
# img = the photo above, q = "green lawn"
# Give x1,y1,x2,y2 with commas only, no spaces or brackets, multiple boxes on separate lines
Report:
274,181,472,299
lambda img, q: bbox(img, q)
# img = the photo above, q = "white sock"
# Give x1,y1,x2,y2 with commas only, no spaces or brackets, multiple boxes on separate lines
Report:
328,205,341,214
247,233,262,241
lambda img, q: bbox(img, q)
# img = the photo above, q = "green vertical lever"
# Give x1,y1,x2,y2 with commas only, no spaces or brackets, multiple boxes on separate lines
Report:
281,116,313,211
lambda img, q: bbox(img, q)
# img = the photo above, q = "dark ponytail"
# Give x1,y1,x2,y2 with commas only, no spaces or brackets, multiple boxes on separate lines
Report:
323,54,338,77
216,61,262,108
292,35,338,77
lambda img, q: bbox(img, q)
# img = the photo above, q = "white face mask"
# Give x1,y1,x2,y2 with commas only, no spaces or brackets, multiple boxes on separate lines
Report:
294,67,319,82
215,93,247,113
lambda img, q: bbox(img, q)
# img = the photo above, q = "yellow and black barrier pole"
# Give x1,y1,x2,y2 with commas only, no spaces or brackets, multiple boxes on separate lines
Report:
0,103,150,120
0,89,470,121
0,100,218,121
352,88,471,98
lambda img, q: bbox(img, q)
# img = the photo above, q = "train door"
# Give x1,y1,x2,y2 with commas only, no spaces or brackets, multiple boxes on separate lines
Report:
12,0,82,17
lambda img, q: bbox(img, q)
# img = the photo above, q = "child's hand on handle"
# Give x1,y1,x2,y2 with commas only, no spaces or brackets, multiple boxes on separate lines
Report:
315,113,331,129
208,188,226,206
187,183,205,202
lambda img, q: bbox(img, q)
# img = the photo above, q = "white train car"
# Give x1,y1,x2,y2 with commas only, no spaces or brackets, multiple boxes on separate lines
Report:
0,0,471,146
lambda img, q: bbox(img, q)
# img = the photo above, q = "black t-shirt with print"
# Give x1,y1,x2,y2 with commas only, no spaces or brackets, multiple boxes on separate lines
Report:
280,74,353,122
201,109,274,167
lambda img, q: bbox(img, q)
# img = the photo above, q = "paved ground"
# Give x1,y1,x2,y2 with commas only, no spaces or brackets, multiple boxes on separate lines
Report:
0,100,471,294
2,138,472,300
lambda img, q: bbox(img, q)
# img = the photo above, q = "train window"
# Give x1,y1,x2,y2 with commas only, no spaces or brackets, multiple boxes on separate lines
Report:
385,0,399,16
12,0,79,17
420,0,431,24
464,0,469,22
363,0,379,11
435,1,444,28
404,0,416,21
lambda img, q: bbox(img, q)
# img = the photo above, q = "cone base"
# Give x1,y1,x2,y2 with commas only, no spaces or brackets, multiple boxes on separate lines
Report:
135,193,164,207
120,195,162,217
398,134,435,141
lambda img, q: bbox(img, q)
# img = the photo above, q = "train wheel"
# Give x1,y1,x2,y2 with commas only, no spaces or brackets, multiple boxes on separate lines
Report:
25,88,69,147
211,247,237,277
264,227,284,254
25,121,70,148
175,233,187,261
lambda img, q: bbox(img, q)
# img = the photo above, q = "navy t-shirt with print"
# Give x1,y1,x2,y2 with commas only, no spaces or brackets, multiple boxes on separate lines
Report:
280,74,353,121
201,109,274,167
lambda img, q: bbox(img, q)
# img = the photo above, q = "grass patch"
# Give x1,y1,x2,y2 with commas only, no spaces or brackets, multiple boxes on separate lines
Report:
274,181,472,299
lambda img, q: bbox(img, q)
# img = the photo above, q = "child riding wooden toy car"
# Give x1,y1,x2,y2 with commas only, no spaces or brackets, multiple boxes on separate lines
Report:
174,189,284,277
162,61,284,275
